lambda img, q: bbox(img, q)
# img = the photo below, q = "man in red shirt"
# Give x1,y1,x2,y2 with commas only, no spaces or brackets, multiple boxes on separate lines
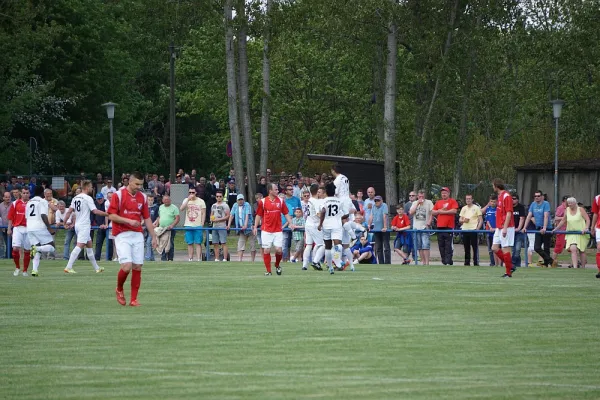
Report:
108,172,157,306
491,178,514,278
591,194,600,278
253,183,293,276
432,187,459,265
7,187,31,276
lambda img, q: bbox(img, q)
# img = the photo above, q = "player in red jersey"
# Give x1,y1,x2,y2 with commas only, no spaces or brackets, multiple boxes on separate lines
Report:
253,183,293,276
591,194,600,278
491,178,515,278
7,187,32,277
107,172,157,306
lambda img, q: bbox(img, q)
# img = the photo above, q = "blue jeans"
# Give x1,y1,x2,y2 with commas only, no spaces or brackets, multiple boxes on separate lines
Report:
144,231,155,261
0,230,6,258
160,230,176,261
512,232,526,267
282,231,292,260
63,228,76,259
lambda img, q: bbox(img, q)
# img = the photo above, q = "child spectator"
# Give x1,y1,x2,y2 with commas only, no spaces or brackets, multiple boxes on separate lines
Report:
351,234,376,265
482,194,500,267
290,207,305,263
391,204,411,264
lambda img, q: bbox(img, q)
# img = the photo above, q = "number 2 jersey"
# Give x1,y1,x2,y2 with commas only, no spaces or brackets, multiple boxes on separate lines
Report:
321,196,347,230
25,196,49,231
69,193,97,227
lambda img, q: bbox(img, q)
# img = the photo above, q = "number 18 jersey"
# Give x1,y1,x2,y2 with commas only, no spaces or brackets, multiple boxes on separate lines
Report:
26,196,49,231
321,196,345,229
70,193,97,227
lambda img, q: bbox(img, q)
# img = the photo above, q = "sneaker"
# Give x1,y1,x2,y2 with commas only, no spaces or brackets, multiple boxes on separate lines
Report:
568,264,574,268
96,267,105,273
64,268,77,274
551,260,558,268
112,258,118,262
22,272,28,277
115,288,126,306
129,300,141,307
214,259,220,262
352,259,359,265
511,267,516,273
596,273,600,279
350,265,355,272
264,272,272,276
30,245,37,259
31,270,38,277
402,258,411,265
502,273,512,278
349,238,357,248
342,261,350,271
290,258,296,263
13,269,19,277
301,266,308,270
329,267,335,275
311,262,323,271
527,263,536,268
276,266,282,275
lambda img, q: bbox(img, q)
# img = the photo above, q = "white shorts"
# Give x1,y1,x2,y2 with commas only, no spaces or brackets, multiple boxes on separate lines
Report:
115,231,145,265
323,227,343,241
493,227,515,248
11,226,30,250
596,228,600,242
304,225,324,246
75,225,92,244
28,229,54,246
261,231,283,249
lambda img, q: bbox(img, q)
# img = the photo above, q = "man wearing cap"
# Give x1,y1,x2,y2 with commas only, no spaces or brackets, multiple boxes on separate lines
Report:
368,195,390,264
180,187,206,262
225,179,238,209
227,194,256,262
432,187,459,265
551,195,569,268
92,192,109,260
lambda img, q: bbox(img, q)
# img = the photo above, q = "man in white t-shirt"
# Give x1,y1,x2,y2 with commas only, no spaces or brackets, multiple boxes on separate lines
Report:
63,180,108,273
26,186,56,276
303,184,326,271
331,164,358,245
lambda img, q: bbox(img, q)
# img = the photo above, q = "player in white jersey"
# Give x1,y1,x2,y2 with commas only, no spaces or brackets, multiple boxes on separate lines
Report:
63,180,108,273
26,186,56,277
331,164,358,244
318,182,349,274
302,184,326,271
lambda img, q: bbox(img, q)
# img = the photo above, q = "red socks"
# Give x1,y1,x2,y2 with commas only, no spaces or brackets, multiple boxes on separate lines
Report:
12,249,20,269
117,268,130,290
495,249,512,275
131,270,141,301
263,253,272,273
275,253,282,267
23,251,30,272
596,253,600,272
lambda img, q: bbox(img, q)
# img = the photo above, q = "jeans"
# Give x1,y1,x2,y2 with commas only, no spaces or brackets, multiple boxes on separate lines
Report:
512,232,526,267
94,228,109,261
486,234,495,266
161,230,176,261
282,231,292,260
145,230,155,261
534,232,553,265
438,229,454,265
462,231,479,265
63,228,76,259
374,231,391,264
0,230,6,259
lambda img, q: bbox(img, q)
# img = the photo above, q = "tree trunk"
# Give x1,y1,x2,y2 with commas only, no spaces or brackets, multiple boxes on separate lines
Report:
237,0,255,201
224,0,244,190
383,21,398,207
259,0,271,177
413,0,460,191
374,40,385,157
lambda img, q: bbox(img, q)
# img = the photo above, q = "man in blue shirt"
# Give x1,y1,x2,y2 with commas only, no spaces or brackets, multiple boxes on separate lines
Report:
482,194,498,266
282,184,301,261
351,234,376,265
522,190,553,267
368,195,390,264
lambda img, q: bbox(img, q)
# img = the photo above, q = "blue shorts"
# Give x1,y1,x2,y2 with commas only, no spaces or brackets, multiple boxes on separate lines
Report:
212,229,228,245
185,229,204,245
394,233,411,249
415,231,430,250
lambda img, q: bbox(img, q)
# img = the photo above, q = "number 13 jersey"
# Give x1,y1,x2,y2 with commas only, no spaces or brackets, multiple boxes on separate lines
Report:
321,196,346,230
69,193,97,227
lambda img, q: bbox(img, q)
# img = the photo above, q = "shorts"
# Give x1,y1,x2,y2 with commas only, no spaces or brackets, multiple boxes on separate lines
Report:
261,231,283,249
394,233,411,249
596,228,600,242
212,228,228,245
28,229,54,246
75,225,92,244
185,229,204,245
323,227,343,241
304,225,324,246
238,232,256,252
359,255,373,264
415,231,430,250
115,231,145,265
291,238,304,253
492,227,515,248
554,233,566,254
11,226,30,250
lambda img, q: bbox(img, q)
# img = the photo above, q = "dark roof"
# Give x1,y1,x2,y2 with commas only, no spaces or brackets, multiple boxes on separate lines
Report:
307,154,384,166
515,158,600,171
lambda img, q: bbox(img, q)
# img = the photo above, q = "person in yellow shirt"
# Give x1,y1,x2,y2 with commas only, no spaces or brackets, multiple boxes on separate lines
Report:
459,194,483,266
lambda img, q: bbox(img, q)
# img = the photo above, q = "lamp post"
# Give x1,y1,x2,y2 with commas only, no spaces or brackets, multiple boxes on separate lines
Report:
550,99,564,209
101,102,117,184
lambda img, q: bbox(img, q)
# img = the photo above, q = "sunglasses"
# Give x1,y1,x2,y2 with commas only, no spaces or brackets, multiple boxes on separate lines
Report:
189,191,196,194
534,195,542,198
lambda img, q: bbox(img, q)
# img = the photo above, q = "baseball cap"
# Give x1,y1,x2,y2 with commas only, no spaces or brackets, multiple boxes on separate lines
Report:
96,193,104,199
236,194,244,200
374,195,383,201
441,187,450,193
562,195,570,201
17,175,23,179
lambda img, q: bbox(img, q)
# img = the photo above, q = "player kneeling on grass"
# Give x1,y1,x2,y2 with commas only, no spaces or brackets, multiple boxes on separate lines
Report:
26,186,57,277
352,234,376,265
63,180,109,274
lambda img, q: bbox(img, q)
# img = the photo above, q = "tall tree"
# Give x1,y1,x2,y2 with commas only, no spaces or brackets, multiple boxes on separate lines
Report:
383,18,398,207
259,0,272,177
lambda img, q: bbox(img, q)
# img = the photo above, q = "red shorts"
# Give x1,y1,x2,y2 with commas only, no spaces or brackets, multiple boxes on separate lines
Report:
554,234,566,254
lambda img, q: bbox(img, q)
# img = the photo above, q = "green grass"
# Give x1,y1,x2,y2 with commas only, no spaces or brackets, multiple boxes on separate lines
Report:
1,261,599,399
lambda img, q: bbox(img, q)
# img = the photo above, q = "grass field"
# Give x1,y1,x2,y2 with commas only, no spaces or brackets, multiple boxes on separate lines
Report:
1,260,599,399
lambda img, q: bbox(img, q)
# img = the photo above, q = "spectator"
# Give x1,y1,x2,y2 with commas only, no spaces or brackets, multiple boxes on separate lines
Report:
363,187,376,225
225,180,238,209
369,195,390,264
55,201,75,260
551,195,569,268
522,189,553,267
290,207,305,263
148,174,159,196
266,168,272,183
101,179,117,199
283,184,301,262
89,192,109,261
209,173,218,189
0,191,10,258
28,176,36,194
459,194,483,266
7,176,19,192
210,191,230,262
391,203,411,264
94,173,104,195
352,234,376,264
157,175,166,197
356,190,365,213
155,195,180,261
511,194,527,268
227,194,255,262
553,197,590,269
144,194,160,261
43,189,59,259
482,194,500,266
432,187,459,265
217,178,225,191
226,168,235,184
180,187,206,262
404,191,417,262
256,176,268,197
409,189,434,265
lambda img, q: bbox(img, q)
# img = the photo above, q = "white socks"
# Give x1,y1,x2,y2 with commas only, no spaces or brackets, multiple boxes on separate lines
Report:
325,249,332,269
343,221,356,240
86,248,100,270
37,244,55,253
66,247,82,269
313,245,325,264
302,245,312,269
33,253,41,272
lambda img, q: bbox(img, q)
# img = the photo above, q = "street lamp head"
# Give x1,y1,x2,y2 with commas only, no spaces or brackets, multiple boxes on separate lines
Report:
550,99,564,119
101,102,118,120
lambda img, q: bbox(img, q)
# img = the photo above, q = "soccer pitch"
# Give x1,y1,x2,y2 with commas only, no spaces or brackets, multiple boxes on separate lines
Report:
1,261,599,399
